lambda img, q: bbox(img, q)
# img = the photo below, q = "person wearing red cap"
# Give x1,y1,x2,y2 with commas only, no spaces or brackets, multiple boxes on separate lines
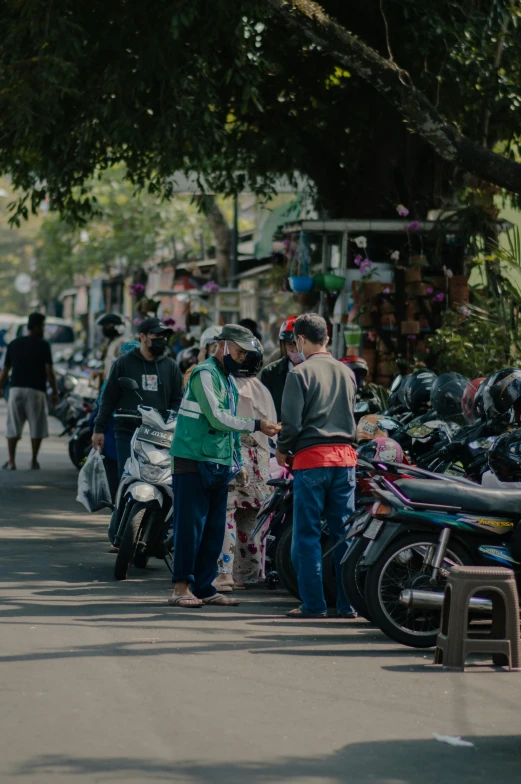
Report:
260,315,301,420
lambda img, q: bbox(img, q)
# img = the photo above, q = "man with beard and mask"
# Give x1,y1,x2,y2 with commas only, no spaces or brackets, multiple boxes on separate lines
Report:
169,324,280,609
92,318,183,478
95,313,127,382
260,315,301,420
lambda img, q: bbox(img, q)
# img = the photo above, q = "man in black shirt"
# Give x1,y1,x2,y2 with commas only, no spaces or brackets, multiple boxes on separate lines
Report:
0,313,59,469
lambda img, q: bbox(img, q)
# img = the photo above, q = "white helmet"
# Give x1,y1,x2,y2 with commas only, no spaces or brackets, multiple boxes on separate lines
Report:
199,326,221,350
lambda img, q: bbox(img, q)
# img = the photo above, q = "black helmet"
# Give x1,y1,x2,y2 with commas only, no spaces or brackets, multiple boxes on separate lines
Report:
482,368,521,421
233,338,263,378
473,378,487,421
488,430,521,482
96,313,123,327
340,356,369,389
430,372,469,418
404,369,437,414
177,347,199,373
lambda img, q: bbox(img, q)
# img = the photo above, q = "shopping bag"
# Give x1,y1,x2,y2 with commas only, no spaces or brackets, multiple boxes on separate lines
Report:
76,448,113,512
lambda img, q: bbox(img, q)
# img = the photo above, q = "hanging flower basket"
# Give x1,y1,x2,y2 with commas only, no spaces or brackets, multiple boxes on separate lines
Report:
288,275,314,293
313,273,346,293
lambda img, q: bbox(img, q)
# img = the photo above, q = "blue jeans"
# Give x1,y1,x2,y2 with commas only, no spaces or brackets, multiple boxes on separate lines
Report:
172,471,229,598
292,466,356,615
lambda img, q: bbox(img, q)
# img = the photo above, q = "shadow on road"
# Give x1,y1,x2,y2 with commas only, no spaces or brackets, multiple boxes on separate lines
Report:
14,735,521,783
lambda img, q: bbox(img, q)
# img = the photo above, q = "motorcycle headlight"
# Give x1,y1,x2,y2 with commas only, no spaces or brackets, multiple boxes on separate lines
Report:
134,440,148,460
140,463,165,482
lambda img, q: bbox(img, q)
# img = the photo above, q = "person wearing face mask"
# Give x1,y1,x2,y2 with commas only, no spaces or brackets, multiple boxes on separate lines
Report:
92,318,183,478
276,313,358,619
260,315,301,420
94,313,127,382
169,324,280,609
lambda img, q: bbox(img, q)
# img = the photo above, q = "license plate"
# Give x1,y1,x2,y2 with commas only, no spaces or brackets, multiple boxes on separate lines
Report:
137,425,174,448
363,519,384,540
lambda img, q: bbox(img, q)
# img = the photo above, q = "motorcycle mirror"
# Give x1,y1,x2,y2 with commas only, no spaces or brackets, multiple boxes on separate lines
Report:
119,377,140,391
389,375,402,394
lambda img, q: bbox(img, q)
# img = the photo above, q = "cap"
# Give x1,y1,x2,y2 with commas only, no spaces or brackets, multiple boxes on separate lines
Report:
216,324,257,352
138,317,174,337
96,312,124,326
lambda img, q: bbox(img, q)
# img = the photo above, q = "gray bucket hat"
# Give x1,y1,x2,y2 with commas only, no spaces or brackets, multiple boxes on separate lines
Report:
216,324,257,352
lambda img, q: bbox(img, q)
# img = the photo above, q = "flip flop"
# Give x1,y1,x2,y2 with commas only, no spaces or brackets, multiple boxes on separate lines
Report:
2,462,15,470
202,593,240,606
30,461,40,470
286,607,328,619
168,595,204,608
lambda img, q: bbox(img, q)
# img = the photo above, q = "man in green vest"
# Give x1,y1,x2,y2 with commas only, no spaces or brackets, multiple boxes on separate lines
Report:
169,324,280,608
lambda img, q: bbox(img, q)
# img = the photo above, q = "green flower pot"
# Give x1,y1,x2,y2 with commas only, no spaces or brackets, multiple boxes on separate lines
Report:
313,273,346,293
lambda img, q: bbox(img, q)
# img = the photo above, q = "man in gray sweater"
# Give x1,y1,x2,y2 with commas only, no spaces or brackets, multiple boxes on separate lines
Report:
276,313,358,618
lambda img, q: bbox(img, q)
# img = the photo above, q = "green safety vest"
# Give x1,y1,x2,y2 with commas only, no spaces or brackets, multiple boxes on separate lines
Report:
171,357,252,466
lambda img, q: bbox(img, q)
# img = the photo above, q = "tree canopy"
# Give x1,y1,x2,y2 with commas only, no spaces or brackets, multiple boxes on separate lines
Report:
1,0,521,221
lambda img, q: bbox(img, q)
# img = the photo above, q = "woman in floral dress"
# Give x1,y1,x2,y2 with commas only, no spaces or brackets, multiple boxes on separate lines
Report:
214,343,277,591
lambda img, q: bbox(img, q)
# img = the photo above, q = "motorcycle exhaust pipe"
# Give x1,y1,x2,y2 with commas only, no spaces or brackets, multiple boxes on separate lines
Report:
399,589,493,613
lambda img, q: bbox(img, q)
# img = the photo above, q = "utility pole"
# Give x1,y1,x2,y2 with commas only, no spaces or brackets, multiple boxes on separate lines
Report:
231,194,239,287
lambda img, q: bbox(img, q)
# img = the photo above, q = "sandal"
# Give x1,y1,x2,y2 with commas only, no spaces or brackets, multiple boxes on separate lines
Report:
168,594,204,608
2,462,15,470
202,593,240,606
286,607,327,619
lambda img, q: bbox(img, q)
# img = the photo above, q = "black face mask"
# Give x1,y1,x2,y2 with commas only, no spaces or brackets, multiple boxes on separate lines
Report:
223,353,243,376
103,327,118,339
150,337,166,356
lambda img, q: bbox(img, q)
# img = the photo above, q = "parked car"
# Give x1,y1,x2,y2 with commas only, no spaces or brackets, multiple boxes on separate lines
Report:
4,317,79,361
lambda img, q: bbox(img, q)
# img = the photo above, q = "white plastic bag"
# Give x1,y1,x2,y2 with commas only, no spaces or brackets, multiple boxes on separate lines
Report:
76,449,113,513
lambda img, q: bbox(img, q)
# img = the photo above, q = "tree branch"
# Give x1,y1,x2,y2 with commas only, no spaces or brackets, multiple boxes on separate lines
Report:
267,0,521,195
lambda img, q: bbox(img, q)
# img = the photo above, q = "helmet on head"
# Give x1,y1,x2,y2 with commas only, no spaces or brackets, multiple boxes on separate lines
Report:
404,369,437,415
340,356,369,389
231,338,263,378
430,372,469,418
177,347,199,373
488,430,521,482
96,313,124,335
279,316,298,343
200,326,221,350
356,414,387,442
483,368,521,421
357,437,404,464
462,377,486,423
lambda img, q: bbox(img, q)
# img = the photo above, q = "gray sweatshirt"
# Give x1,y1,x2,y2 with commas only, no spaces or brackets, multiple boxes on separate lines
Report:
278,352,356,455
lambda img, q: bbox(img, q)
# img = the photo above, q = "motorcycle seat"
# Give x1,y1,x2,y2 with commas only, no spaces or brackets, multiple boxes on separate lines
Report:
394,479,521,516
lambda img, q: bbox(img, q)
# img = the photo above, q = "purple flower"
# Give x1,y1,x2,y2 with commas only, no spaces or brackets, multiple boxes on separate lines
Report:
405,220,421,232
390,250,400,261
354,254,362,267
129,282,145,296
163,317,176,326
383,287,390,294
426,286,433,294
133,317,141,326
360,258,373,276
396,205,409,217
460,305,471,317
407,334,417,341
432,292,445,302
202,280,220,293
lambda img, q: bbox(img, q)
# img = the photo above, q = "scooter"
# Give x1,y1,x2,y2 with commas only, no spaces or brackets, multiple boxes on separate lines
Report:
111,377,176,580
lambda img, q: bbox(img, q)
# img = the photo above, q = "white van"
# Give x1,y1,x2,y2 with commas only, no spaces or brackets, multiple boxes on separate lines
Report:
4,316,79,361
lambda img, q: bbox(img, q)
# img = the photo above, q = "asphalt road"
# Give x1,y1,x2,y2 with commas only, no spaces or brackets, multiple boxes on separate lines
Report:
1,401,521,783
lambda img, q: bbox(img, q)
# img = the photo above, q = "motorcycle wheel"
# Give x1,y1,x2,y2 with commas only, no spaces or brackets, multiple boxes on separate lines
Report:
364,532,473,648
275,523,337,608
114,506,147,581
341,537,373,621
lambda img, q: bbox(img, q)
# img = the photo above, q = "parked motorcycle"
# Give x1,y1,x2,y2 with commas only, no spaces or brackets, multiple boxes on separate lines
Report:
358,466,521,648
110,377,176,581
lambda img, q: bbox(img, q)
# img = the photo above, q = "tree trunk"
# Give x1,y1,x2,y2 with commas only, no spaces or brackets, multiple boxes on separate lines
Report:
267,0,521,195
197,196,231,286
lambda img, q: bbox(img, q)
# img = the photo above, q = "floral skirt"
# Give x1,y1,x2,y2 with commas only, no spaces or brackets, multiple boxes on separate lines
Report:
217,443,271,584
